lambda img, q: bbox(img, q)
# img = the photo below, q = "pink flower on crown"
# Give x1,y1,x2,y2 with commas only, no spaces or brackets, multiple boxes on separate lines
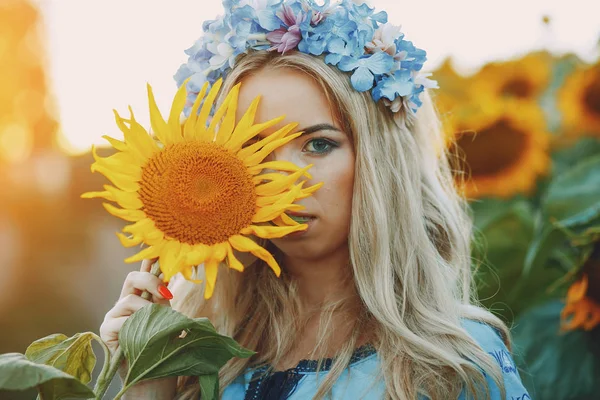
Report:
266,5,306,53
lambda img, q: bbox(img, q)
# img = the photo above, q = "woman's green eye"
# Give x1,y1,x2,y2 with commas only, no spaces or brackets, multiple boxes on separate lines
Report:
303,138,336,154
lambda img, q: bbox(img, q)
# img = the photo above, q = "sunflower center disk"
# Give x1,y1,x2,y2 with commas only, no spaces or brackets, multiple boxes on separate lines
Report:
139,141,257,245
455,119,528,177
583,77,600,116
501,78,533,98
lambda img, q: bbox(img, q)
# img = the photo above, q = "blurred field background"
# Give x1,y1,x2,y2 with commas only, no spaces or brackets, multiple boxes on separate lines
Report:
1,0,599,399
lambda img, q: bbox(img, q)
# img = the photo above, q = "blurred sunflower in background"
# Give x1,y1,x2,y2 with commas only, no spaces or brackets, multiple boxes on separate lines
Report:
561,243,600,331
449,101,551,199
431,58,475,150
558,61,600,137
470,51,553,102
83,79,322,298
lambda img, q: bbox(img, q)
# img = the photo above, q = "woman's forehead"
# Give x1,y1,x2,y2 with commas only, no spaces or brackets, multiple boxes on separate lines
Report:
235,69,337,136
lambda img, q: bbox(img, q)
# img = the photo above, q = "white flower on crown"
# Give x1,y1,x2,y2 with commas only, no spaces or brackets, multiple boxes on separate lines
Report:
414,72,439,90
206,41,236,70
366,23,402,56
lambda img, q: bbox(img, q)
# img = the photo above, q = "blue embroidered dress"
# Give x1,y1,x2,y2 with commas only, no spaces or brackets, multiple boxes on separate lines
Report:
222,320,531,399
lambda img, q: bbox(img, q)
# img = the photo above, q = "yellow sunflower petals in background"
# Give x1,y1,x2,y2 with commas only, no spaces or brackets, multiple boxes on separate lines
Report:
558,61,600,138
448,100,551,199
82,78,321,298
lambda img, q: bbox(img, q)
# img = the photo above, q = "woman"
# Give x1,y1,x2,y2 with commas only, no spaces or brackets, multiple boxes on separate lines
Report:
100,1,530,399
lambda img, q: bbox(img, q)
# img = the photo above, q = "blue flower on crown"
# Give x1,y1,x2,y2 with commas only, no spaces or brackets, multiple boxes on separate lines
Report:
338,52,395,92
174,0,436,116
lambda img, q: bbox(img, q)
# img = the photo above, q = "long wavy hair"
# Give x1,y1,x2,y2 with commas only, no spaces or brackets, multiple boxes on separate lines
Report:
172,50,508,400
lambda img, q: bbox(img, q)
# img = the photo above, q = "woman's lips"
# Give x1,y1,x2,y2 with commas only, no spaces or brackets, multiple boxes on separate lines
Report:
286,211,314,218
285,212,316,237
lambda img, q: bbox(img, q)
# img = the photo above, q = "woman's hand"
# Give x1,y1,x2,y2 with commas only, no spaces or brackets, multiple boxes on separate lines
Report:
100,258,172,354
99,258,177,399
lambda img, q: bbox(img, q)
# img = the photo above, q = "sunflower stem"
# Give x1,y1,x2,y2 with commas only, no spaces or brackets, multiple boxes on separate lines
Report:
94,261,162,399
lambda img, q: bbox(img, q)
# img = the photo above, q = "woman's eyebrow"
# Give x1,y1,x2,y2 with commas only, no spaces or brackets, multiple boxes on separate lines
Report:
297,123,341,136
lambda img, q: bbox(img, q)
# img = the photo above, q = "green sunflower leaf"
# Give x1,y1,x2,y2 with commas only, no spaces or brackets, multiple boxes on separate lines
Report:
25,332,97,385
512,300,600,400
0,353,94,399
543,154,600,224
199,373,219,400
119,304,254,391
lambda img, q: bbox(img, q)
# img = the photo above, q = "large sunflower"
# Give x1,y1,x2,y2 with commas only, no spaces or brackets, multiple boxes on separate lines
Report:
449,100,550,199
558,61,600,137
469,51,553,102
83,79,322,298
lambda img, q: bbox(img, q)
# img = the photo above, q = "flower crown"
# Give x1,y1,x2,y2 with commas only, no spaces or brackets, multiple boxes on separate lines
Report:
174,0,437,116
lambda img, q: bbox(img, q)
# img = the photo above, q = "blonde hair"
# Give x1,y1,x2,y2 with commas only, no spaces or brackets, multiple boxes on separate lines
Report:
172,50,509,399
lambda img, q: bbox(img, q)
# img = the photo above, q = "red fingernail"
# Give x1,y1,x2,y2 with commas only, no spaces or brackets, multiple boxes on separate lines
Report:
158,285,173,300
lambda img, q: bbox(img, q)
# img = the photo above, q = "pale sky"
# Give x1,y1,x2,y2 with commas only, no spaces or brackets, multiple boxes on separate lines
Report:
38,0,600,154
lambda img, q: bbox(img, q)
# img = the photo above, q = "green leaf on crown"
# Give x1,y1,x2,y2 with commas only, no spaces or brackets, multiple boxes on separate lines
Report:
119,304,254,392
0,353,94,399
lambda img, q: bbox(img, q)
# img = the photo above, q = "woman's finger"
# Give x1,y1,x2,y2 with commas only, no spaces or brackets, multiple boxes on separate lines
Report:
99,316,128,346
119,271,172,301
106,294,153,319
140,258,158,273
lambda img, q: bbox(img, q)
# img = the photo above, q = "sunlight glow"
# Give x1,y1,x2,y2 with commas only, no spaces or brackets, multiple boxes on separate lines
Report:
41,0,599,155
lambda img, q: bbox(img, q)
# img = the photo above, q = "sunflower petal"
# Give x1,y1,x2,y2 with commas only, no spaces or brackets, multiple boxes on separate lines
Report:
255,165,312,196
233,95,260,133
236,123,298,161
181,265,203,283
91,164,140,192
248,160,307,176
147,83,172,145
185,81,210,141
241,224,307,238
271,213,300,226
81,190,112,201
255,182,305,207
225,116,288,154
91,145,140,177
567,276,589,303
187,243,212,266
226,245,244,272
211,83,240,145
113,110,150,164
160,241,185,282
127,106,160,158
204,260,219,299
103,203,145,222
243,132,303,167
104,185,144,209
102,135,128,152
116,232,143,248
215,83,241,145
198,79,224,142
252,204,304,223
211,242,229,263
253,173,293,185
123,218,157,236
228,235,281,276
300,182,324,197
168,80,188,137
124,244,162,264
